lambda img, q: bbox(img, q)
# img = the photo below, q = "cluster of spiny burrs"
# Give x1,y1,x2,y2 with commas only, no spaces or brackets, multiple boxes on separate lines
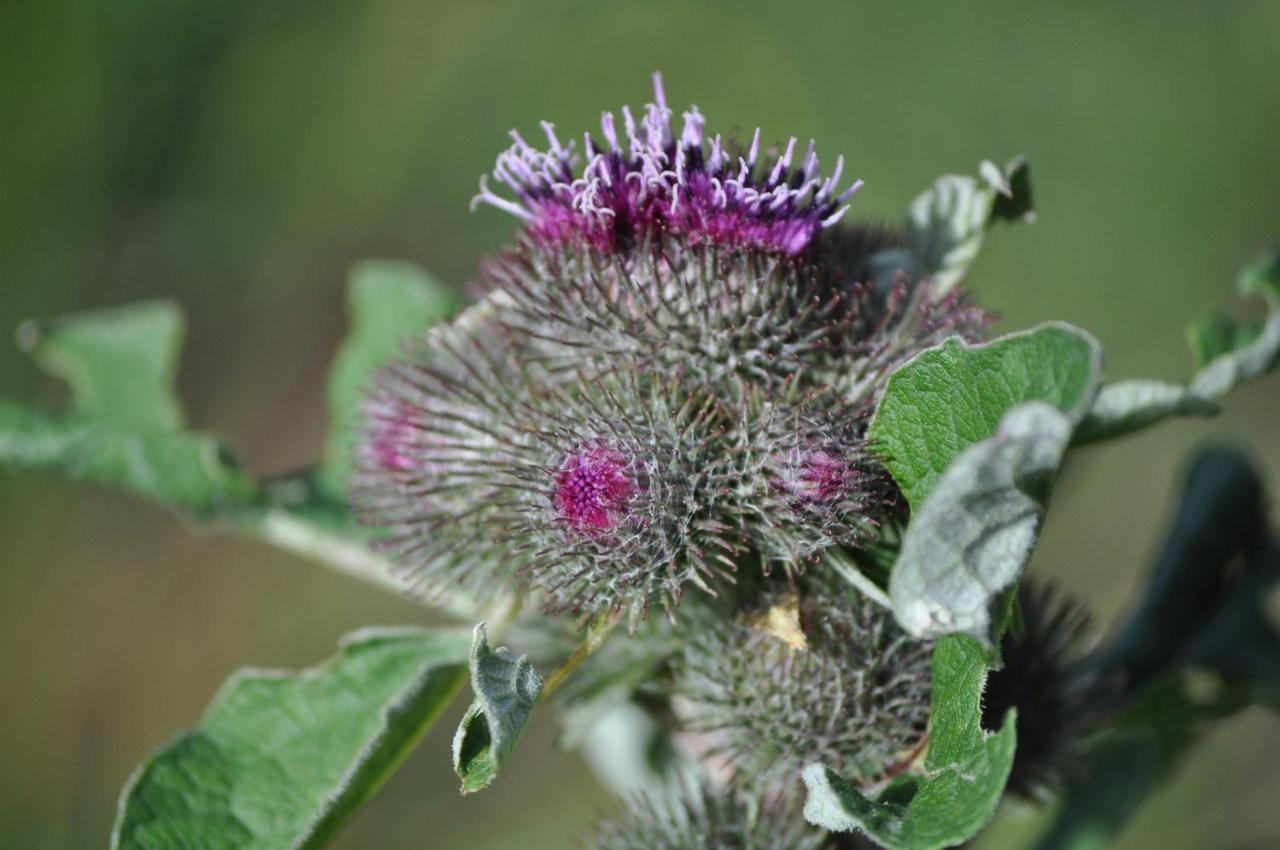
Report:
353,74,987,628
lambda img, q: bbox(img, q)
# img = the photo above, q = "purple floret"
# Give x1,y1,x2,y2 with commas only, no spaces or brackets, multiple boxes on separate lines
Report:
471,73,862,256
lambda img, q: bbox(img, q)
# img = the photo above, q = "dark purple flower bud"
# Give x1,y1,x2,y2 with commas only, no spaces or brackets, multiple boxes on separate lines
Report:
472,73,862,257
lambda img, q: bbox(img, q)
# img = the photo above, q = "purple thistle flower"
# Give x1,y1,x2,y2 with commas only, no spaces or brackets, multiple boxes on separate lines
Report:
354,82,998,626
471,73,862,257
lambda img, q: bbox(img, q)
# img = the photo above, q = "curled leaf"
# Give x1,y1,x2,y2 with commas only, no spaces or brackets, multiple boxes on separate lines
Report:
872,158,1034,295
452,623,544,794
803,635,1016,850
890,403,1073,646
867,322,1101,510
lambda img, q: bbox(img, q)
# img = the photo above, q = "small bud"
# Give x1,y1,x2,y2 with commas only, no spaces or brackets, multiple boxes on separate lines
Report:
676,571,932,788
732,394,900,569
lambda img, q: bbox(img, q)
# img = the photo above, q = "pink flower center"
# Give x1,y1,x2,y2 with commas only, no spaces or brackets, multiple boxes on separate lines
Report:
775,449,855,503
554,447,634,532
802,451,850,502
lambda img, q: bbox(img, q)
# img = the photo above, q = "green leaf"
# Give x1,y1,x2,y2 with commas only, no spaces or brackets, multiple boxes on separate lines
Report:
4,300,259,517
872,158,1034,295
112,627,470,850
817,325,1093,847
803,635,1016,850
0,399,255,517
1187,312,1264,370
1075,244,1280,444
16,300,186,431
318,261,457,499
890,403,1073,646
1238,242,1280,303
867,322,1102,510
452,623,544,794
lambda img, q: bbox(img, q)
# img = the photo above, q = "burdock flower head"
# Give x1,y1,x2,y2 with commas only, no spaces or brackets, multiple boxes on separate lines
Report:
675,571,933,788
353,321,737,623
472,72,861,257
353,74,989,625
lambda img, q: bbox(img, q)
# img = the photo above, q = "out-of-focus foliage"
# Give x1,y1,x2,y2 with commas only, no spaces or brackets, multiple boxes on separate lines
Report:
319,262,457,500
1,302,257,516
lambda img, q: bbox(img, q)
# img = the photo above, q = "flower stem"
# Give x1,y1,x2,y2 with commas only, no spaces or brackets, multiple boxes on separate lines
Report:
251,508,481,621
540,610,623,700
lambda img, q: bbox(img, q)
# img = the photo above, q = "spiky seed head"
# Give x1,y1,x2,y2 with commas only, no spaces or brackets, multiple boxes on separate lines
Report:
476,235,862,395
676,571,933,789
726,390,899,570
352,317,739,624
582,782,825,850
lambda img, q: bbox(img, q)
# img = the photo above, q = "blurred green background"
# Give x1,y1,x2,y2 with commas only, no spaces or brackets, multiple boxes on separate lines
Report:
2,1,1279,848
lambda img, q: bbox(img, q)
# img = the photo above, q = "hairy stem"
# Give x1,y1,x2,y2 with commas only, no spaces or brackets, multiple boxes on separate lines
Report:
540,610,624,700
250,508,482,621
